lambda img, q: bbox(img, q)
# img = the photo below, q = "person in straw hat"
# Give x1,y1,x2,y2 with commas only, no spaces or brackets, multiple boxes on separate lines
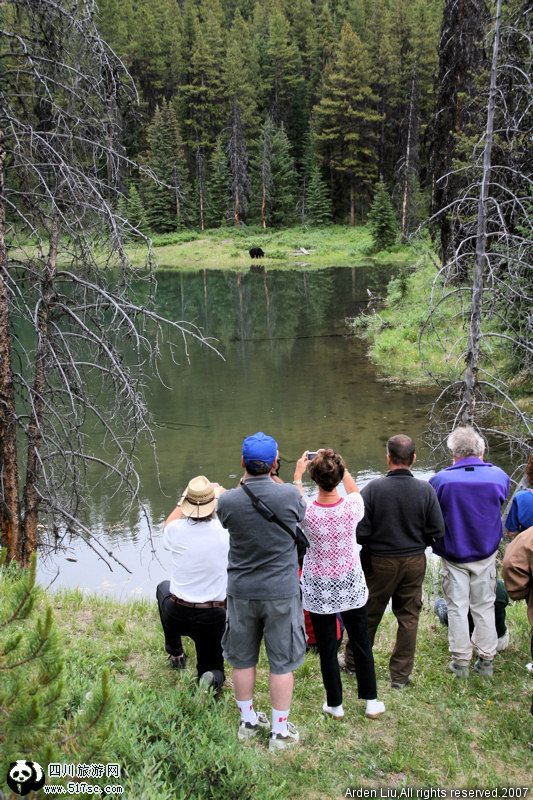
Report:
156,475,229,693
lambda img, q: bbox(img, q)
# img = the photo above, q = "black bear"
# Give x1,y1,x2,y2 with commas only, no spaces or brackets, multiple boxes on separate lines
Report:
249,247,265,259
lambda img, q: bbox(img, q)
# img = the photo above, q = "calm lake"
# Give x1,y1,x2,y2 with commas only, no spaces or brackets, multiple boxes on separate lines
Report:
38,264,439,597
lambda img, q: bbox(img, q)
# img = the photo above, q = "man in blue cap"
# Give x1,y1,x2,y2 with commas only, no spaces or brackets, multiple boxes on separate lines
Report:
217,431,306,751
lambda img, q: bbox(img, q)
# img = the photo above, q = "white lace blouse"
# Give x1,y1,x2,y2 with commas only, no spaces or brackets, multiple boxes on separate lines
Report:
300,493,368,614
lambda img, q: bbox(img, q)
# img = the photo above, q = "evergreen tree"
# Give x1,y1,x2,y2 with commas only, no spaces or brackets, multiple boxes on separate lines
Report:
367,180,399,250
264,8,306,153
306,164,332,225
312,0,337,93
118,184,147,235
181,4,227,151
269,124,296,226
313,22,381,224
206,137,231,227
430,0,489,266
223,10,259,136
0,553,112,780
142,101,189,232
252,117,296,227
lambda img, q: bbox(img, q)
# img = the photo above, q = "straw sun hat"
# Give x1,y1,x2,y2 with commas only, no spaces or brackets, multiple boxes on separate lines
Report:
179,475,218,519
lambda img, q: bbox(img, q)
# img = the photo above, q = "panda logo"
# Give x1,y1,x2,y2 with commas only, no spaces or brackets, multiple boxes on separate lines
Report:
6,761,45,796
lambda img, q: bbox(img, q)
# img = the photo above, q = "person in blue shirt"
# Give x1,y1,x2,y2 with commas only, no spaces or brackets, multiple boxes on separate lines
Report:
429,427,510,679
505,454,533,535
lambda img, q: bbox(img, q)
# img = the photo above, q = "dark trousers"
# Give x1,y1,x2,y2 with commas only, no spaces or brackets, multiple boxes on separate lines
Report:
156,580,226,685
310,606,377,707
346,553,426,684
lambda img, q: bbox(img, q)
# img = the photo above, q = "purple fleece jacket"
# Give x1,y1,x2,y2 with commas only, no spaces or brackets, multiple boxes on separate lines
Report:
429,457,510,563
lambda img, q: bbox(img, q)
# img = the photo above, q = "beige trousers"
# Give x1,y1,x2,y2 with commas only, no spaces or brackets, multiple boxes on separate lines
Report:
441,553,497,664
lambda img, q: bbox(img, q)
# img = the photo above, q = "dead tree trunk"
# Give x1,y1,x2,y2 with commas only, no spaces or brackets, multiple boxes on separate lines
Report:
462,0,502,424
401,71,416,243
227,101,248,228
0,129,21,562
350,183,356,226
261,187,267,228
20,218,59,564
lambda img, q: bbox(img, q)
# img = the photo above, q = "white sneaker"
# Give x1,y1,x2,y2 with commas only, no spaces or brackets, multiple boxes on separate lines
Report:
238,711,270,740
496,630,510,651
322,701,344,720
268,721,300,752
365,699,386,719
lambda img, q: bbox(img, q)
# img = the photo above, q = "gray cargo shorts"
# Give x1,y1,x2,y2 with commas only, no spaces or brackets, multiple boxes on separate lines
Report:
222,594,306,675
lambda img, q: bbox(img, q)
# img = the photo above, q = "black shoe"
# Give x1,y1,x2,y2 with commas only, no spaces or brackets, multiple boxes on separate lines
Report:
168,653,187,670
391,678,413,690
434,598,448,625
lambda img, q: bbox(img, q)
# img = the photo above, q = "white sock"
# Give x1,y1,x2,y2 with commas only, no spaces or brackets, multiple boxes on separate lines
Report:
237,699,257,725
271,707,289,735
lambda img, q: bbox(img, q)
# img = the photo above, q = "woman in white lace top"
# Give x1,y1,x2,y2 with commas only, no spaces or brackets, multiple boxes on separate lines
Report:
294,449,385,720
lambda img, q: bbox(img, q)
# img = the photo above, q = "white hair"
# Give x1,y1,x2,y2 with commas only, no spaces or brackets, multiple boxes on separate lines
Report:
446,426,485,458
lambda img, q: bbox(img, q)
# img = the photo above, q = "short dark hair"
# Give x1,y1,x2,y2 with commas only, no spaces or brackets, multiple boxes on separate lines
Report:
244,459,272,476
186,512,216,524
387,434,415,466
308,448,345,492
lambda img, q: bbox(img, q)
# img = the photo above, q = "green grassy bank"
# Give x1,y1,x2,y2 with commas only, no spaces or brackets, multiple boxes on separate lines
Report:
128,225,414,271
350,256,461,386
351,257,533,418
11,586,533,798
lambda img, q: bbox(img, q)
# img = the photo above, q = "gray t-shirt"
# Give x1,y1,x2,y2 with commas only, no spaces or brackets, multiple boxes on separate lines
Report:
217,476,306,599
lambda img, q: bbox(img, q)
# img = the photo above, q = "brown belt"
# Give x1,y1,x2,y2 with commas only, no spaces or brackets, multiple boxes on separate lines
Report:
170,594,226,609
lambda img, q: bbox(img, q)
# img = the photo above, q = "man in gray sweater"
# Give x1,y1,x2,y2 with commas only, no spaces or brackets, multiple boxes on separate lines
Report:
217,432,306,751
345,434,445,688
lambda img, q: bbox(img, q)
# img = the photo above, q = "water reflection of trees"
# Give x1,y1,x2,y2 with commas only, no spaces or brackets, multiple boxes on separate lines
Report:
81,266,401,537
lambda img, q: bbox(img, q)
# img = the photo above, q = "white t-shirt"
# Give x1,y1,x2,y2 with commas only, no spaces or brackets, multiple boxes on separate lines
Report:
301,493,368,614
163,516,229,602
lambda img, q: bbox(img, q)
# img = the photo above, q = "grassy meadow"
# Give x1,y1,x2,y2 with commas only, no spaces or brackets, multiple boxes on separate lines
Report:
46,583,533,798
127,225,414,271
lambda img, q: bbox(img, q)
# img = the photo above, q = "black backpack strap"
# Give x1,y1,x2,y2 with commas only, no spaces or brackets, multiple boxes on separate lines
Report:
240,480,298,544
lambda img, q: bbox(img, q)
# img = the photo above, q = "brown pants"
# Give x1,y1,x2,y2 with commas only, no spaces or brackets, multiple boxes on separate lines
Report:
345,553,426,684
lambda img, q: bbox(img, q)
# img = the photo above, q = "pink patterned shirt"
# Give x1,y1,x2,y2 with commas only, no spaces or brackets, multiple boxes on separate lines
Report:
301,493,368,613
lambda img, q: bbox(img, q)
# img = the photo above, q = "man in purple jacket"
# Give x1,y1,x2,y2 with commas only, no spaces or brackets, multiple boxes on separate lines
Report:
429,427,510,678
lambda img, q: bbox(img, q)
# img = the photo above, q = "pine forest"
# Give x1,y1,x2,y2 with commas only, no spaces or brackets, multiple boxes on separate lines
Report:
95,0,444,232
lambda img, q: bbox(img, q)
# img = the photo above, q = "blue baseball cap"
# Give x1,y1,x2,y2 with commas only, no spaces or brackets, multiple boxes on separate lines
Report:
242,431,278,465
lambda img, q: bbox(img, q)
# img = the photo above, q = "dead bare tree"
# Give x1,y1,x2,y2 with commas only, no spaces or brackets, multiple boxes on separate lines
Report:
422,0,532,468
0,0,217,567
227,101,249,225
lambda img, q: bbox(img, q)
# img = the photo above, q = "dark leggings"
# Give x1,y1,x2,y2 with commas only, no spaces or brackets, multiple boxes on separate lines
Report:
310,606,377,707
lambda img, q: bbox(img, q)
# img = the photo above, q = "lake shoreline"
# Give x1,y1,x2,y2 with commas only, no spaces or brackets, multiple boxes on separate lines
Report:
127,224,416,271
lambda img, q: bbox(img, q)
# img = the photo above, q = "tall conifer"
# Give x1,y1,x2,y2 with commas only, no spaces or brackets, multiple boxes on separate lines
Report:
306,164,332,226
367,179,399,250
313,22,381,224
206,137,231,227
142,101,189,232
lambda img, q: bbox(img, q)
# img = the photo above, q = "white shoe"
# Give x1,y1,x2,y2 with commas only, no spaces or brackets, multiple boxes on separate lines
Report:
365,699,385,719
268,721,300,751
496,630,509,651
526,662,533,674
322,701,344,720
238,711,269,740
